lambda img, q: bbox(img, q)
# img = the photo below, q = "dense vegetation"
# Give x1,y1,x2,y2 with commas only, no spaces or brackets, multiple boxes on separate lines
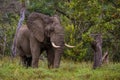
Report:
0,0,120,64
0,0,120,61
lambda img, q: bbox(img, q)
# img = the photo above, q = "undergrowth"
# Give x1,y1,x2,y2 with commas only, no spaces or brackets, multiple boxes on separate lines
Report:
0,57,120,80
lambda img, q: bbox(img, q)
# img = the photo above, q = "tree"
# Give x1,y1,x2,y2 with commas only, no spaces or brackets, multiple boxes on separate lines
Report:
12,0,26,56
0,0,21,56
91,34,102,69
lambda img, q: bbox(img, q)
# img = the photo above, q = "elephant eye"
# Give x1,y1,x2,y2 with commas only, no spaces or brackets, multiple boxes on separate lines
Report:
45,25,54,35
50,27,54,32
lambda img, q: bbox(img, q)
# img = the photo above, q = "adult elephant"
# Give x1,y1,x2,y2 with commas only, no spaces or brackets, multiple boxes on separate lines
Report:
16,12,74,68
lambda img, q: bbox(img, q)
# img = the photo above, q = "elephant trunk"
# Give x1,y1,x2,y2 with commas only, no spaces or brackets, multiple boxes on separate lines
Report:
52,43,74,68
53,48,63,68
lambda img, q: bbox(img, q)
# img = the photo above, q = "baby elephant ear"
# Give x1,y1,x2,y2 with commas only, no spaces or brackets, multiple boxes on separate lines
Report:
27,12,45,42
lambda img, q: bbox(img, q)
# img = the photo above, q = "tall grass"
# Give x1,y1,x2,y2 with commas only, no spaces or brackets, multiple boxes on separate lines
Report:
0,57,120,80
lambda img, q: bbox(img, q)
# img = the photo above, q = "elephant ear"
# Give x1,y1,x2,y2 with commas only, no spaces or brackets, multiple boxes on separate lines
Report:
27,12,45,42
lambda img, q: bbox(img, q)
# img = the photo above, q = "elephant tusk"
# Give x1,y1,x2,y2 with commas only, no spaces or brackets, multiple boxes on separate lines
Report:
65,43,75,48
51,42,60,48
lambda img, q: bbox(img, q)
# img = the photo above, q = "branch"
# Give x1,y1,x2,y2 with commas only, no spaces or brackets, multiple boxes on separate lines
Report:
12,1,25,57
110,1,118,8
55,8,69,19
55,8,74,21
102,51,109,64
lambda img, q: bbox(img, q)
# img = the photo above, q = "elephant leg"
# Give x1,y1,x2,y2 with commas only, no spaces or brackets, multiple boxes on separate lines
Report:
31,46,40,68
30,36,40,68
26,56,32,67
17,47,27,67
31,54,40,68
20,55,27,67
20,56,32,68
47,48,54,68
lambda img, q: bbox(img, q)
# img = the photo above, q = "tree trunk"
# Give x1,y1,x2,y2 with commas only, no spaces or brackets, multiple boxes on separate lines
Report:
91,34,102,69
12,0,25,56
3,34,6,56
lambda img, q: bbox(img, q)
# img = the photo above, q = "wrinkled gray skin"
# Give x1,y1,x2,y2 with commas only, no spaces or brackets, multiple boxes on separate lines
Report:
16,12,64,68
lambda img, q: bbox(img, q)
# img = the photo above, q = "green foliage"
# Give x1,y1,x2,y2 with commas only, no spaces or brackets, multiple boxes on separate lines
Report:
59,0,120,61
82,33,93,43
1,0,120,61
27,0,55,15
0,57,120,80
0,13,18,55
64,24,88,61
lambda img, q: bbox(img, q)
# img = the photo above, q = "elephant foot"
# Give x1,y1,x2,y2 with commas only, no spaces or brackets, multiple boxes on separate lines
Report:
53,64,60,68
26,56,32,68
48,64,59,69
32,60,39,68
48,64,54,69
20,56,32,68
32,65,38,68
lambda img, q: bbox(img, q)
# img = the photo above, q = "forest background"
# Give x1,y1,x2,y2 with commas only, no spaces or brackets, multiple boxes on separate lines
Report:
0,0,120,62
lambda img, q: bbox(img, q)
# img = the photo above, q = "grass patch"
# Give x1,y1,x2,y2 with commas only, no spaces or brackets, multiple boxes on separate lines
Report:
0,57,120,80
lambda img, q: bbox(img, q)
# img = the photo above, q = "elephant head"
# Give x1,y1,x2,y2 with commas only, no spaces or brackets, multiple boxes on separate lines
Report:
27,12,74,68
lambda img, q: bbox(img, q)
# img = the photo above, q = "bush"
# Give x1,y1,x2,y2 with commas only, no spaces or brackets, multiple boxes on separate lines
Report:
64,24,87,61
